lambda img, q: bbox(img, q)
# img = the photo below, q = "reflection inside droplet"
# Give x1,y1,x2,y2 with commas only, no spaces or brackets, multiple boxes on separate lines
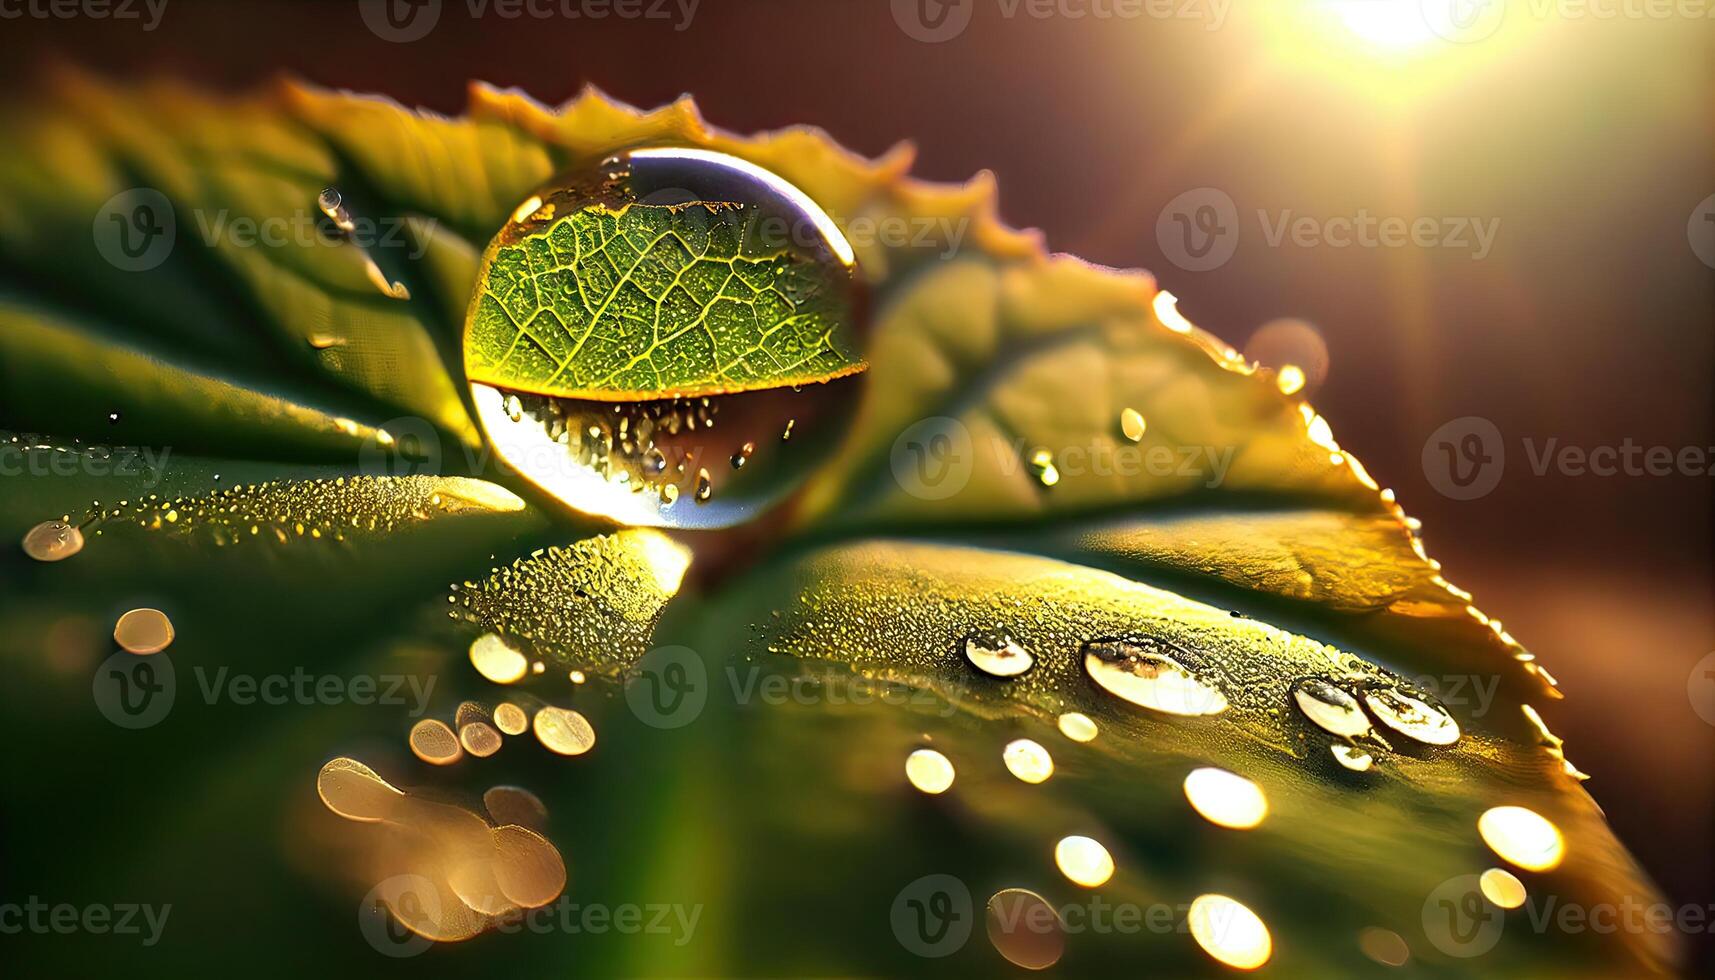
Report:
1331,743,1374,772
1364,686,1460,745
1083,638,1228,716
1292,677,1371,737
964,628,1034,678
1183,767,1269,829
465,148,867,529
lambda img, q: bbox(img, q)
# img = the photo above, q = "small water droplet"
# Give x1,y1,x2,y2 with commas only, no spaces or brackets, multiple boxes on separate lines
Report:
108,412,120,424
1188,894,1272,970
1056,712,1098,743
1292,677,1371,738
21,520,84,562
1183,767,1269,829
1028,448,1060,487
1477,805,1564,871
532,706,596,756
781,418,796,441
1364,686,1460,745
409,718,463,765
493,702,529,736
1119,407,1146,442
986,889,1064,970
1480,867,1527,909
1331,743,1374,772
470,633,528,685
905,748,955,794
963,628,1034,678
659,482,680,505
1054,835,1114,887
731,441,754,469
1002,738,1054,784
1276,364,1306,395
114,608,173,655
694,468,712,503
1083,638,1228,716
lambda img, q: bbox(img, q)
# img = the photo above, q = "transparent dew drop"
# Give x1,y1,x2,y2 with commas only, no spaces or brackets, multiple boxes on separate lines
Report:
1292,677,1371,738
1363,686,1460,745
1357,926,1410,967
1028,448,1060,487
410,718,464,766
1057,712,1098,743
1331,743,1374,772
1188,894,1272,970
963,628,1034,678
1082,638,1228,716
532,706,596,756
316,757,403,822
1477,805,1565,871
986,888,1065,971
491,824,567,909
465,148,865,530
1119,407,1146,442
1183,767,1269,830
1002,739,1054,784
1479,867,1527,909
21,520,84,562
493,702,529,736
1054,835,1115,888
483,785,549,832
114,608,174,655
905,748,955,795
469,633,528,685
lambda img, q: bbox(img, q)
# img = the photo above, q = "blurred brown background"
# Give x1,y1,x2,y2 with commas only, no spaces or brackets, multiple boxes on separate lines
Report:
4,0,1710,947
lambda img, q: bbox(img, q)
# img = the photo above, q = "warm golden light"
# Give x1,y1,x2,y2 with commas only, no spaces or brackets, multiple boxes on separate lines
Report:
1480,867,1527,909
1054,836,1115,888
1003,739,1055,784
1328,0,1439,51
1184,767,1269,830
1478,806,1565,871
1188,894,1273,970
470,633,529,684
905,748,955,794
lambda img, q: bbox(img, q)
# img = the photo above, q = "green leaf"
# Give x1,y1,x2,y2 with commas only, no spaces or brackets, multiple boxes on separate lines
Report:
467,202,864,399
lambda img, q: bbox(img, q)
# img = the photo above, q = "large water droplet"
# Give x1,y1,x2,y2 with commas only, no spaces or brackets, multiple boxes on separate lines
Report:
1083,638,1228,716
466,148,866,529
1364,686,1460,745
1292,677,1371,737
21,520,83,562
963,628,1034,678
1479,867,1527,909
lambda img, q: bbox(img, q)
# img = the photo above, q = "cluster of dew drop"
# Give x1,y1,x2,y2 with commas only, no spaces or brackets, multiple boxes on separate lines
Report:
929,622,1572,969
316,757,566,944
